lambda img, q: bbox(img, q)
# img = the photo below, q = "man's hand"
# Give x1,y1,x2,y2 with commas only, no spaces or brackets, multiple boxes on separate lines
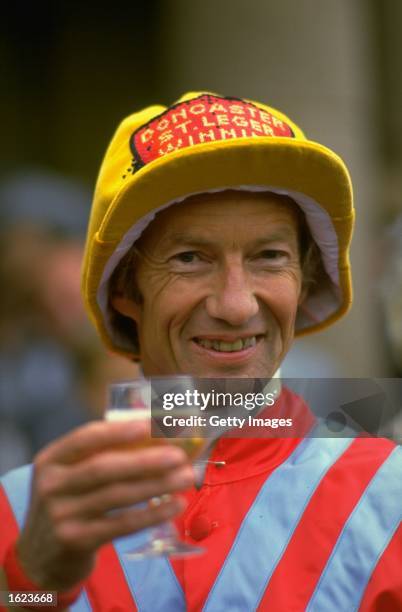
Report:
16,420,194,591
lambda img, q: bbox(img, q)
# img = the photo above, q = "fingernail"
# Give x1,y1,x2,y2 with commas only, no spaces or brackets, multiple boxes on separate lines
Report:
162,447,186,466
160,493,173,503
177,466,195,487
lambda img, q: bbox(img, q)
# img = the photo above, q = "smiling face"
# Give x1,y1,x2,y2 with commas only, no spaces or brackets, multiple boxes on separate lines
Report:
111,191,305,378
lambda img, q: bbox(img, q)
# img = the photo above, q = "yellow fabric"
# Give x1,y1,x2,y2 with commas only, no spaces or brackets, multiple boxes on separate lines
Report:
81,92,354,359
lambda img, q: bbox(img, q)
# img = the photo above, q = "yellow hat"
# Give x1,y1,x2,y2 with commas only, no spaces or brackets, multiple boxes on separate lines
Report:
82,92,354,359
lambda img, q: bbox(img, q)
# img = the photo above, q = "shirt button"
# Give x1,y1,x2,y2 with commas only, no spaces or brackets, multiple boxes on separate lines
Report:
189,514,212,541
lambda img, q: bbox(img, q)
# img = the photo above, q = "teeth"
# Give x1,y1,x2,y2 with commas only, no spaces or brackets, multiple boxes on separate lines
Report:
219,339,243,352
197,336,257,352
243,336,257,348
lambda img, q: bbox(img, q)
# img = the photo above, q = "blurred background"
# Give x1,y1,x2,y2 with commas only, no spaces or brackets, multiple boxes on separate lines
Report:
1,0,401,473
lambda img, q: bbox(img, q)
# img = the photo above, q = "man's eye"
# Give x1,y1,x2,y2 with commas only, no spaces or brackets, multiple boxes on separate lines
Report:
259,250,288,260
171,251,200,263
252,249,292,268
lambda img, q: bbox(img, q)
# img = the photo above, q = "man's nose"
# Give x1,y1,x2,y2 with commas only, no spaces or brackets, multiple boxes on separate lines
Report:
205,262,259,326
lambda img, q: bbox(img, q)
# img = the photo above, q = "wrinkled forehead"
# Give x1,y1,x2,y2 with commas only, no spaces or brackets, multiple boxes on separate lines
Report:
135,189,304,248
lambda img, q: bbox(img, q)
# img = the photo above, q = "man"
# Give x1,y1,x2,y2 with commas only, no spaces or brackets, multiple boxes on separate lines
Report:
1,92,401,611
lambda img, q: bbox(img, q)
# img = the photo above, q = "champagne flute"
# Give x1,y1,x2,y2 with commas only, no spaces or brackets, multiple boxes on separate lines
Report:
105,377,206,558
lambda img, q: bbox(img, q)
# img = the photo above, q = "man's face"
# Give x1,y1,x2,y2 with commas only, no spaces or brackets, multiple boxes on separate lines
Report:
112,191,304,378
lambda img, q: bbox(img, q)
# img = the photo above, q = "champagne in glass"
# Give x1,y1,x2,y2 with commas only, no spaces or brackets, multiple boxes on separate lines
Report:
105,378,207,558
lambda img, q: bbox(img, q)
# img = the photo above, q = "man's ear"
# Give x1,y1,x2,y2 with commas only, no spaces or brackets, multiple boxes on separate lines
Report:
110,295,142,324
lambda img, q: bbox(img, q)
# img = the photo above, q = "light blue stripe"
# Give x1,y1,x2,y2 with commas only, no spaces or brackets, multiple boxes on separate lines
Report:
114,532,185,611
70,591,92,612
1,465,33,528
203,437,353,612
306,445,402,612
1,465,91,612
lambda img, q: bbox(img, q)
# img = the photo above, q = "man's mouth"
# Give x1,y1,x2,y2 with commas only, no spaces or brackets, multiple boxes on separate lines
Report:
193,335,260,352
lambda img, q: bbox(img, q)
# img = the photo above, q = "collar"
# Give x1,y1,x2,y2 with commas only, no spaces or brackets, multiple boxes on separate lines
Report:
202,386,315,485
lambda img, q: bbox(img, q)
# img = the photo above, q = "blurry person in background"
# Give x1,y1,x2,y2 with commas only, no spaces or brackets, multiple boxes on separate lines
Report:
378,214,402,439
0,170,137,474
379,214,402,375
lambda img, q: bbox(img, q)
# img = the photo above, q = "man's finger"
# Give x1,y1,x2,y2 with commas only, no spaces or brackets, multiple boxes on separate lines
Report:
51,496,187,553
45,445,189,495
47,465,194,520
38,420,151,464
